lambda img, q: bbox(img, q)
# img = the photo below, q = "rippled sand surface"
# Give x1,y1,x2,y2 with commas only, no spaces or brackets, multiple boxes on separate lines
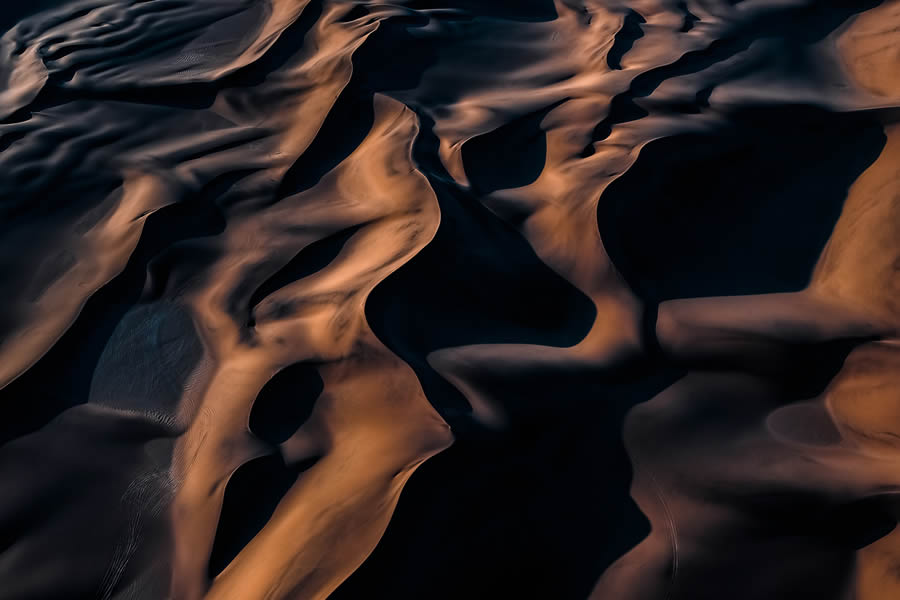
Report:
1,1,899,598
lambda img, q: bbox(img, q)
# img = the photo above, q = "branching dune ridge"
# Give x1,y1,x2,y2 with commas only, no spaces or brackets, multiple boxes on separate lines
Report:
1,1,899,598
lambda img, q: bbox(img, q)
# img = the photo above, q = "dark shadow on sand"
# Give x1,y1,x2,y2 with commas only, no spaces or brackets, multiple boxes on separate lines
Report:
349,108,667,598
597,105,885,303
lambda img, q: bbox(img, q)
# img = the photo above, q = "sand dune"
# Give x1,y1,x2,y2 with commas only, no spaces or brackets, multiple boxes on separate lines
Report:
0,1,898,598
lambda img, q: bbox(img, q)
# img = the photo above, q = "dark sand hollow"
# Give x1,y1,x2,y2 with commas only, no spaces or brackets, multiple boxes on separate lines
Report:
1,1,899,599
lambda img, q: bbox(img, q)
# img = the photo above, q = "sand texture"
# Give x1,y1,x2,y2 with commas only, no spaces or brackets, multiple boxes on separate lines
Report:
1,1,899,599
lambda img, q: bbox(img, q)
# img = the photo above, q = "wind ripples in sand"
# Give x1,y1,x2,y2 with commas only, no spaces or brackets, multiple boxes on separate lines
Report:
0,1,899,599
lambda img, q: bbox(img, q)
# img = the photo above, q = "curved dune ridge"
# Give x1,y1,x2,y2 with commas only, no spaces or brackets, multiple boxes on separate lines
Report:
1,0,899,598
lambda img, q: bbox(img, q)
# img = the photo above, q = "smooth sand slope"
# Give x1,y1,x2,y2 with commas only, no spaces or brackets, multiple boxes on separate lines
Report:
0,1,898,599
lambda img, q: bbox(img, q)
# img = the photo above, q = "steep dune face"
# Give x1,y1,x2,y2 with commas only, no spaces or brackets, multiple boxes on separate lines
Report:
0,1,898,599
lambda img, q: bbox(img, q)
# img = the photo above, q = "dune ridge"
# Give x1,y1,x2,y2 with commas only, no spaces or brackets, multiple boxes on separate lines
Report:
1,1,899,599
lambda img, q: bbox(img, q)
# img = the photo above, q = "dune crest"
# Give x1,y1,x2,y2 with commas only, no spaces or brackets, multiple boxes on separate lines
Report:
1,1,899,599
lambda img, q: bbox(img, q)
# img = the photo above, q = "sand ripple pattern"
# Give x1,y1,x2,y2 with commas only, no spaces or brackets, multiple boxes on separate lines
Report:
1,1,899,599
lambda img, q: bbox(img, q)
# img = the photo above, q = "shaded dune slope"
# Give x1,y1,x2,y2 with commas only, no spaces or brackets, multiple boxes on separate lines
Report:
0,1,899,599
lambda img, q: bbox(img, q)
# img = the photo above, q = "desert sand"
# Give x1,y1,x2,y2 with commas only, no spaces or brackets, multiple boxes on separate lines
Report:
0,1,899,599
